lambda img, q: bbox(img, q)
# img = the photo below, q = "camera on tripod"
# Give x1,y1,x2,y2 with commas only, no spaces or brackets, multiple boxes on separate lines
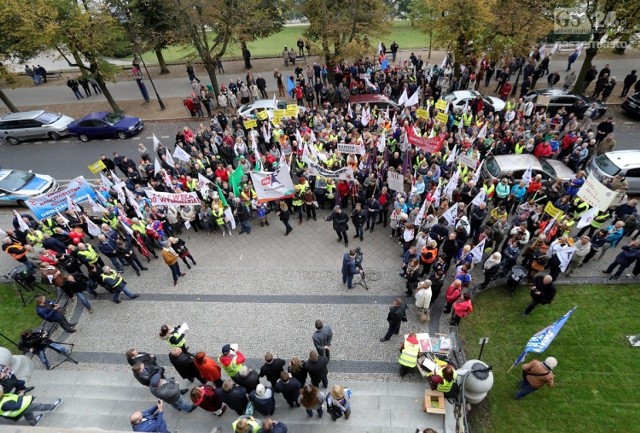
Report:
354,247,364,268
9,264,36,285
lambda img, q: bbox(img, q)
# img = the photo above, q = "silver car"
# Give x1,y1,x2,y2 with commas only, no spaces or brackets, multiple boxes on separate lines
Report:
0,169,58,206
482,154,575,183
0,110,74,145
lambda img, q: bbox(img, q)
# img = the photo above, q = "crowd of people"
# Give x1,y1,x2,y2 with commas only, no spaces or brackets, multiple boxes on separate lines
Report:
2,42,639,431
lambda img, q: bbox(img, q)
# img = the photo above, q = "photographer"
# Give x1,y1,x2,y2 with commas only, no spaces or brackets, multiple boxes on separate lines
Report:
341,249,361,290
35,295,76,333
17,329,70,370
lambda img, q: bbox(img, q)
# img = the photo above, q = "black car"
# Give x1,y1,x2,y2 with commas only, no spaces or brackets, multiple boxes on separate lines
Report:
621,92,640,119
524,88,607,119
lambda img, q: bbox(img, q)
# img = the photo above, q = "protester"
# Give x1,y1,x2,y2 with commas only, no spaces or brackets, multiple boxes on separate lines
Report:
515,357,557,400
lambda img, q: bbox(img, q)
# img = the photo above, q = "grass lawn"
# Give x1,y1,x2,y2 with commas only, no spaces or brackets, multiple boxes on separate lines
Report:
459,284,640,433
0,283,42,354
136,21,429,64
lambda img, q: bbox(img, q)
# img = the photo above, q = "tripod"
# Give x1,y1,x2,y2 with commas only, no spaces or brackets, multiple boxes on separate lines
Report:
13,279,50,306
354,265,369,290
45,342,78,370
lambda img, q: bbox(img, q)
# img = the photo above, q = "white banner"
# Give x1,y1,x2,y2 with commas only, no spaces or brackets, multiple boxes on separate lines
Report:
173,146,191,162
471,189,487,206
224,207,236,230
337,143,365,155
144,190,201,206
577,174,618,209
305,162,355,181
387,172,404,192
457,153,478,169
577,206,599,229
250,167,296,203
557,245,577,272
442,206,458,227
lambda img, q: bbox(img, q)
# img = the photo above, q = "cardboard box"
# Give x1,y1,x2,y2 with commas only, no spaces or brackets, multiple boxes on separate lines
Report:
423,389,446,414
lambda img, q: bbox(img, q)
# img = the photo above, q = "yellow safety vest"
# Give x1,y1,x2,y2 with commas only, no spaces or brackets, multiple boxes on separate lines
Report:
572,198,590,218
168,331,186,349
26,230,44,247
326,184,335,199
591,211,610,228
101,270,123,287
462,113,473,127
398,341,419,368
40,218,56,235
0,394,32,419
506,101,515,111
437,370,458,393
132,222,146,234
231,418,261,433
212,207,225,226
102,214,118,229
187,179,198,192
219,355,242,377
514,142,525,154
79,245,99,264
482,183,495,198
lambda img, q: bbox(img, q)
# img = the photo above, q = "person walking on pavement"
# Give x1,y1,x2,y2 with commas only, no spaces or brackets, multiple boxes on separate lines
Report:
312,320,333,360
168,237,197,269
160,324,191,355
186,63,200,83
380,297,407,342
276,202,293,236
515,357,557,400
325,205,350,246
149,373,195,412
101,266,139,304
602,240,640,280
161,241,185,287
0,389,62,427
341,249,361,289
66,77,83,99
621,70,637,97
522,275,556,317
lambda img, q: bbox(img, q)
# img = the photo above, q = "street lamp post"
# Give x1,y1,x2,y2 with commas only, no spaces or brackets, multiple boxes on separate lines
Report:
134,37,166,111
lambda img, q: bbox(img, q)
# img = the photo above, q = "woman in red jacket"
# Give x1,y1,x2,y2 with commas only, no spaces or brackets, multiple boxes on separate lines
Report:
194,352,223,388
190,385,227,416
451,293,473,326
443,279,462,314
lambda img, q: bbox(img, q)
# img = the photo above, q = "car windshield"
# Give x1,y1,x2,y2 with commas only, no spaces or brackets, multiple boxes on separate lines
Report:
35,112,61,124
0,171,34,192
486,157,501,177
103,113,125,126
540,160,557,178
594,154,620,176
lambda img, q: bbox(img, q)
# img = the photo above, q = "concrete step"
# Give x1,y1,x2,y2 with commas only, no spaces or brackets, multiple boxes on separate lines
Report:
0,370,447,433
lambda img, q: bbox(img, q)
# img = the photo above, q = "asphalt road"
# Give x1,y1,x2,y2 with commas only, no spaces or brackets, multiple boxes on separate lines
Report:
0,110,637,182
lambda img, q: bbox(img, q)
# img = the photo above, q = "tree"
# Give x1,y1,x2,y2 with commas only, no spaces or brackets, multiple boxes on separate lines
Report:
0,0,59,112
385,0,412,19
127,0,181,74
50,0,128,112
409,0,437,58
302,0,391,83
571,1,640,94
234,0,287,70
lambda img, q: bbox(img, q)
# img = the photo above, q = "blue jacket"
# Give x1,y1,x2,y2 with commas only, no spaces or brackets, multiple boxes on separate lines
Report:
36,301,63,322
605,225,624,247
615,245,640,266
341,253,357,277
258,422,288,433
132,406,169,433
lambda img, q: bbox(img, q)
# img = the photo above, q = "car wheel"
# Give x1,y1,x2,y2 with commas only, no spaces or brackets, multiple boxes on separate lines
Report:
17,200,25,207
48,132,62,141
5,136,20,145
117,131,128,139
79,134,90,142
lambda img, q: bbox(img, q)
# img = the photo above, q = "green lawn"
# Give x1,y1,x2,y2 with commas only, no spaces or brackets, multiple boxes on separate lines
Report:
136,21,429,64
0,283,42,354
459,284,640,433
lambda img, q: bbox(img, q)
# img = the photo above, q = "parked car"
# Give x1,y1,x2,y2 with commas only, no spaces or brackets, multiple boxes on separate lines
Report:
621,92,640,119
68,112,144,142
0,169,58,206
349,94,402,114
524,88,607,119
0,110,74,145
587,150,640,194
482,154,575,184
237,99,305,120
442,90,505,113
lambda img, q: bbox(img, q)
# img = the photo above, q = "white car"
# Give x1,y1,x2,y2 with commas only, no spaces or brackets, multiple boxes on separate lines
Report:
237,99,306,120
0,169,58,206
443,90,506,113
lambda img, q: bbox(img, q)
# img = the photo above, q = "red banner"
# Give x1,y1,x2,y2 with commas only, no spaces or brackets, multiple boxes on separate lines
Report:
406,130,446,154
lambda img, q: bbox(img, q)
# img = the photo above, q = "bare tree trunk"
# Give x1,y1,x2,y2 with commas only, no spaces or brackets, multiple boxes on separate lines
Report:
155,48,170,74
0,88,18,112
573,46,598,95
204,61,220,98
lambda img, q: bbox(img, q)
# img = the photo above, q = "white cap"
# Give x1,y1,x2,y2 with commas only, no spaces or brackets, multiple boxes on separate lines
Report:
544,357,558,369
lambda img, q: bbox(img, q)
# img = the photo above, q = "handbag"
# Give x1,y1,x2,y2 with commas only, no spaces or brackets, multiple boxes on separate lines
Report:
244,401,254,416
419,309,430,323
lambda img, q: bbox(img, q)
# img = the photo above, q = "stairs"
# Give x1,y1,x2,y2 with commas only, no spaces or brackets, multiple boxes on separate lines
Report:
0,370,450,433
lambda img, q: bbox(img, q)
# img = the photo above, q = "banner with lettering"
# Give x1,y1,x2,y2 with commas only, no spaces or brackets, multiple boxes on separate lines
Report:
26,176,98,220
144,190,201,206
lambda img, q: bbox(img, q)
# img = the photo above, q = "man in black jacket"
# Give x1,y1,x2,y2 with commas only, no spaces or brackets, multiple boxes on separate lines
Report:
621,70,637,97
325,205,350,246
306,350,329,389
169,347,204,383
259,352,286,389
274,372,302,407
219,380,248,415
380,297,407,341
132,362,164,387
522,275,556,317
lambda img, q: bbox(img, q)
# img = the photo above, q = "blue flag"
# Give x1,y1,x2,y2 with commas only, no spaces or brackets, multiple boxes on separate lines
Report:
287,76,296,96
513,307,577,367
381,59,389,70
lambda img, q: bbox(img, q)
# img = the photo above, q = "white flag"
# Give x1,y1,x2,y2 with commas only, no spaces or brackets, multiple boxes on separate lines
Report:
558,245,577,272
112,182,126,205
364,76,377,91
87,196,107,213
362,107,371,126
442,205,458,227
391,114,397,131
165,150,175,167
262,125,270,143
471,189,487,206
66,195,79,213
477,123,487,140
198,172,212,185
444,170,460,201
56,211,70,227
100,173,113,188
309,130,317,143
273,93,277,107
522,165,533,186
440,53,448,69
446,145,458,164
378,131,386,153
577,206,599,229
551,41,560,55
85,217,101,237
152,133,161,151
154,158,162,176
173,146,191,162
538,45,546,59
384,106,389,120
121,221,134,236
433,181,442,208
543,218,556,235
470,238,487,264
13,210,29,232
224,207,236,230
404,89,419,107
414,198,429,227
398,89,409,106
471,159,484,186
576,41,584,57
347,103,353,118
110,170,122,184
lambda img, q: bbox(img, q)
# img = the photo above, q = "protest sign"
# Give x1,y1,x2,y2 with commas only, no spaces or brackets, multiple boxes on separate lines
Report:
416,108,429,119
243,119,258,129
250,167,296,203
87,160,106,174
26,176,98,220
457,154,478,169
144,190,201,206
387,172,404,192
577,173,618,209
